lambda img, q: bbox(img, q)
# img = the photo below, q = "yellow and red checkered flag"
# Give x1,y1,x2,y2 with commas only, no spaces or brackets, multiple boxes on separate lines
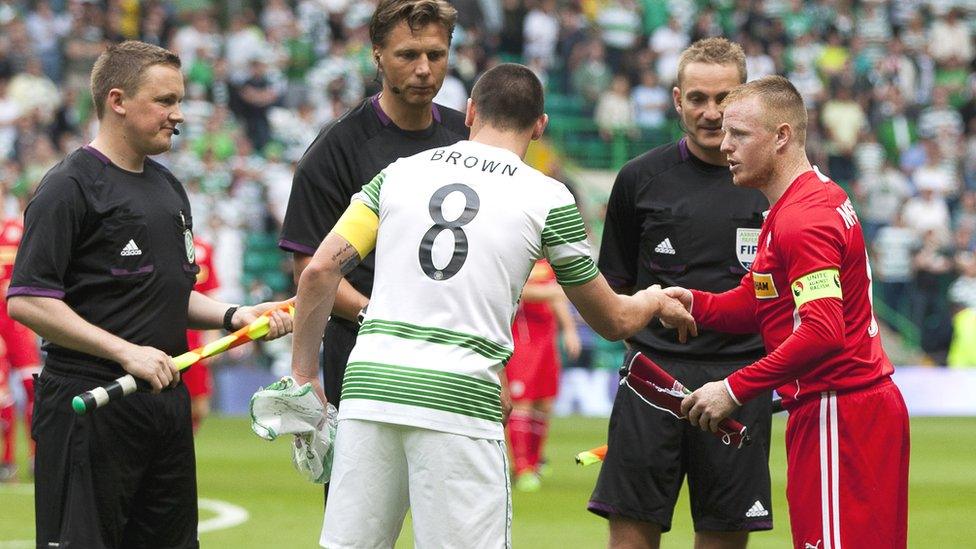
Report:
72,300,294,415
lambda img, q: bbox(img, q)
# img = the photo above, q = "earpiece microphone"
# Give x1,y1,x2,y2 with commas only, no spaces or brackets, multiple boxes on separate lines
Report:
375,55,402,94
172,127,181,135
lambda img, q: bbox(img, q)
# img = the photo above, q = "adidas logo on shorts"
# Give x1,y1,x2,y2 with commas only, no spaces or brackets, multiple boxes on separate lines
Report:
654,238,676,255
121,239,142,256
745,500,769,518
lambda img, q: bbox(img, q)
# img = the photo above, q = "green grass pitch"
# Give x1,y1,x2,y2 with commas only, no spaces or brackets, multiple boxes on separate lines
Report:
2,415,975,547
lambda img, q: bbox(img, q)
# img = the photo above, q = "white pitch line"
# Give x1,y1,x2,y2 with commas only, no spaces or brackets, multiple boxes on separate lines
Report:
0,490,249,546
198,498,250,533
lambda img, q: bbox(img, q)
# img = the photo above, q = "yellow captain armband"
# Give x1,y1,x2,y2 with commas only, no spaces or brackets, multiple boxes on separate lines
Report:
333,201,379,259
791,268,842,308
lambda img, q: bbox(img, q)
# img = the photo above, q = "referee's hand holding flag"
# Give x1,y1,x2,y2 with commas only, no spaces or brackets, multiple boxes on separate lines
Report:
119,300,294,394
72,300,295,415
118,345,181,393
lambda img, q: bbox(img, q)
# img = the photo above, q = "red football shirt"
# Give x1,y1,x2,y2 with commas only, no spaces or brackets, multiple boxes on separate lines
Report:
691,169,893,408
518,260,557,327
186,237,219,352
192,237,219,294
0,219,23,295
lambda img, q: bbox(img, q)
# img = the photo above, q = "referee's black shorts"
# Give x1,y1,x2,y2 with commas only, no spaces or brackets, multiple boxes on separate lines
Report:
588,350,774,533
33,369,199,549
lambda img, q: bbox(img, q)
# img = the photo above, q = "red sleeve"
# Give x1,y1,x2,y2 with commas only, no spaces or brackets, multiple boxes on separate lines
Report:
690,272,759,334
727,298,845,403
725,205,846,403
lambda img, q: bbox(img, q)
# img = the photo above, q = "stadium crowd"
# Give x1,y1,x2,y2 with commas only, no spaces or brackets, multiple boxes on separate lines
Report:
1,0,975,368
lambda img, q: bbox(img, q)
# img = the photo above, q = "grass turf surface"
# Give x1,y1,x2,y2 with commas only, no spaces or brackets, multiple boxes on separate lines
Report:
2,415,975,547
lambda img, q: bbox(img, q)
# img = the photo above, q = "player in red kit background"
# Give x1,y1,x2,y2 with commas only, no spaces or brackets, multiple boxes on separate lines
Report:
505,259,580,491
666,77,910,549
184,236,219,432
0,204,41,480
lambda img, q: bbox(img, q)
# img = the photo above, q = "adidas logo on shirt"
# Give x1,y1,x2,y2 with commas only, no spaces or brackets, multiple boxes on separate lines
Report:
745,500,769,518
654,238,676,255
121,239,142,256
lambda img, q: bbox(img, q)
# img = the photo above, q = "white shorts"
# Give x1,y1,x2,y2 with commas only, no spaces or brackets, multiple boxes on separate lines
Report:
320,418,512,549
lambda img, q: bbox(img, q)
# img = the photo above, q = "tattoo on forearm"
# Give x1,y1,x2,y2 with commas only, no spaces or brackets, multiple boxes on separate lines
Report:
332,243,361,275
330,243,350,263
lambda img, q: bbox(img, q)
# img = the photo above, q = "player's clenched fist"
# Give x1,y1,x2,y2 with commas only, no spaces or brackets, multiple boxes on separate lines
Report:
119,345,180,392
681,380,738,433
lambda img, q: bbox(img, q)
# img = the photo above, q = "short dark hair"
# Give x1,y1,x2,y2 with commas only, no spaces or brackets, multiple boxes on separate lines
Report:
471,64,544,131
369,0,457,48
91,40,181,119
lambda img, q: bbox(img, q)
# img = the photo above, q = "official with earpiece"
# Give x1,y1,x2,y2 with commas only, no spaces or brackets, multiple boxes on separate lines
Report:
279,0,469,510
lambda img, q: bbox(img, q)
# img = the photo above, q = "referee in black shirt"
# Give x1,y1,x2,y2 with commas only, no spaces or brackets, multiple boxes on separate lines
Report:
280,0,469,407
588,38,773,548
8,41,292,548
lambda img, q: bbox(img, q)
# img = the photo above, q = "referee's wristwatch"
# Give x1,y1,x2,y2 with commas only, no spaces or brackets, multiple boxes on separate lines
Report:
223,305,240,332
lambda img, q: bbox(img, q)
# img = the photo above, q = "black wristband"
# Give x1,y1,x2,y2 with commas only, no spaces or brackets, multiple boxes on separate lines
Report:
223,305,239,332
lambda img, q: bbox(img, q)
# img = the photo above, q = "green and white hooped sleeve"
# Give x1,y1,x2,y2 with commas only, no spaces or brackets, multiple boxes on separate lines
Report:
352,170,386,214
542,203,599,286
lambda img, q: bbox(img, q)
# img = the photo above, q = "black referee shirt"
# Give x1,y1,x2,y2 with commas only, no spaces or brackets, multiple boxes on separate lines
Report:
599,138,768,359
9,147,197,381
279,95,469,299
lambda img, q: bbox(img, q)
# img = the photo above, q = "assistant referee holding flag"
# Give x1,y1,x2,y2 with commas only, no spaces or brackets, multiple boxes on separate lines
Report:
8,41,292,548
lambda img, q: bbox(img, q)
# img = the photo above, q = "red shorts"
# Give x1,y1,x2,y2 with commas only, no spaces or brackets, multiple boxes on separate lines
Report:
785,379,909,549
505,319,560,401
181,363,212,398
183,330,213,398
0,303,40,370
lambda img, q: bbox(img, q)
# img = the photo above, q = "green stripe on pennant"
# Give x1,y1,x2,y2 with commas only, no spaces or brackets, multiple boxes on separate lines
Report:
359,319,512,362
359,171,385,213
542,205,587,246
552,256,599,286
342,362,503,422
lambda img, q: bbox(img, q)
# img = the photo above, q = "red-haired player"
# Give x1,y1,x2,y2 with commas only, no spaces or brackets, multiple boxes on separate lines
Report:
675,77,909,549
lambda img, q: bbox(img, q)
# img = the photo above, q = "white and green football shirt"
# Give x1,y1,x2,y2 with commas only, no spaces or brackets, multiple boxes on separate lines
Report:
340,140,598,440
